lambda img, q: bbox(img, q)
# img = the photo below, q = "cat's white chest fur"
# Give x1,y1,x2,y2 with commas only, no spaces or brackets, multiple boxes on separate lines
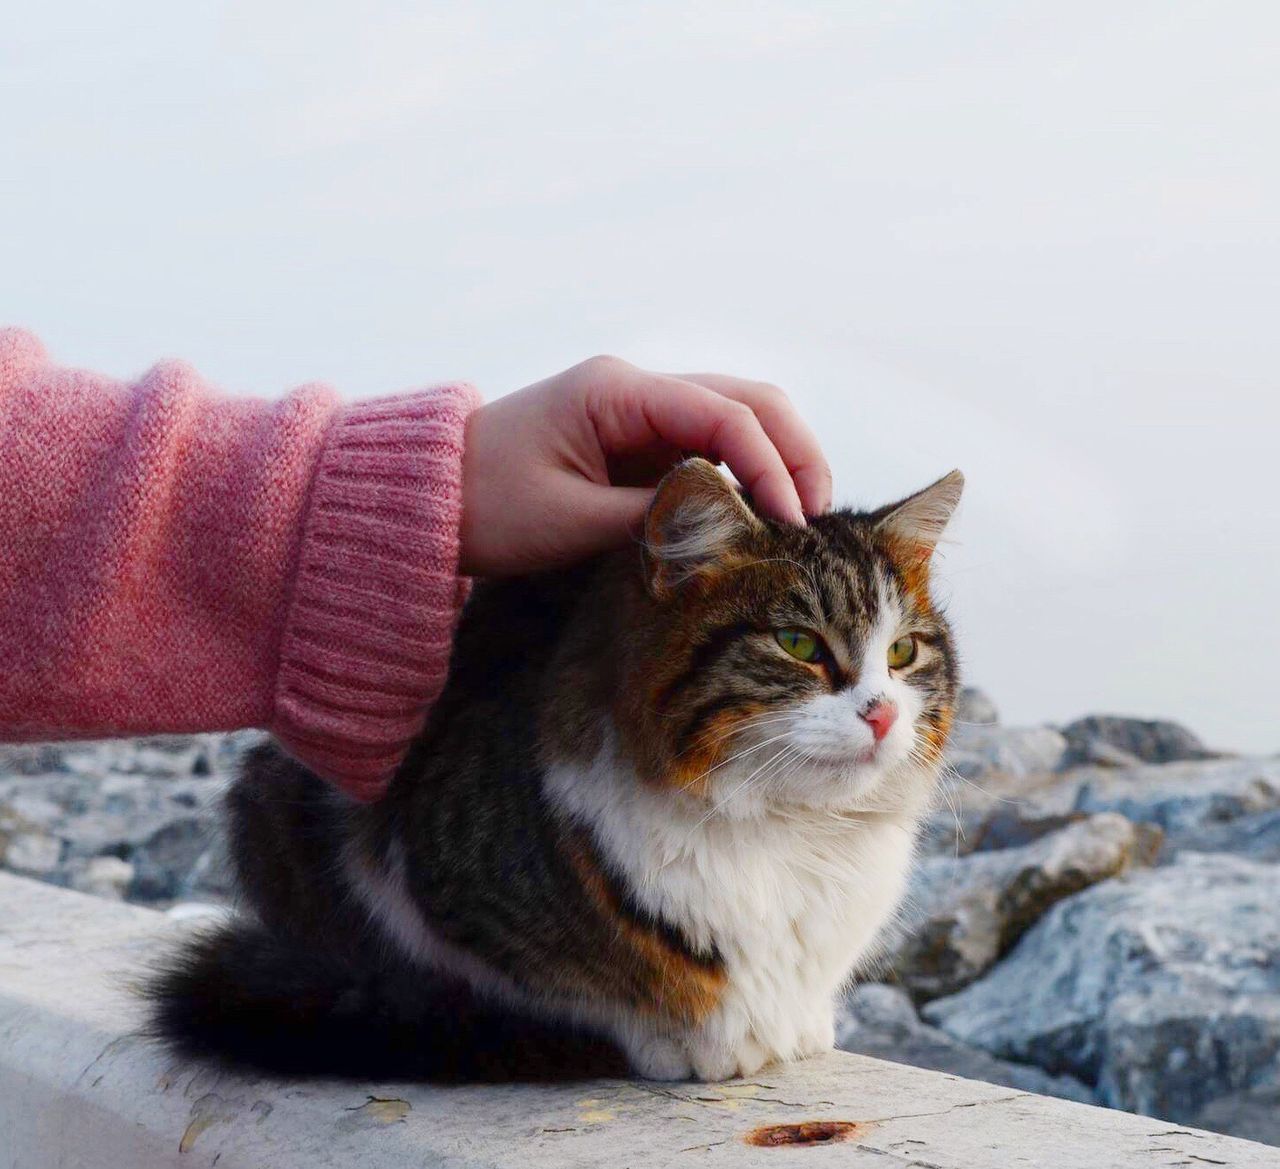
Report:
544,744,922,1080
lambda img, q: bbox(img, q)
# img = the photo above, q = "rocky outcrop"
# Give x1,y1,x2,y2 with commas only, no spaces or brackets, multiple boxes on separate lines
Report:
945,723,1069,781
888,812,1162,1001
922,854,1280,1126
0,734,256,904
1059,714,1218,768
836,982,1094,1103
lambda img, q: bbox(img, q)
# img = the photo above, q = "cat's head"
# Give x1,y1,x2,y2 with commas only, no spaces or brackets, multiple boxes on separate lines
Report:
616,458,962,818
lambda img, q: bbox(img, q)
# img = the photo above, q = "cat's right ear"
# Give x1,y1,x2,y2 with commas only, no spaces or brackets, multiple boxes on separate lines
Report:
643,458,762,596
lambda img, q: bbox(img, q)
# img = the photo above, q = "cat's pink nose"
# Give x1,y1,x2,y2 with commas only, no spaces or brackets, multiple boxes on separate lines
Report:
861,700,898,742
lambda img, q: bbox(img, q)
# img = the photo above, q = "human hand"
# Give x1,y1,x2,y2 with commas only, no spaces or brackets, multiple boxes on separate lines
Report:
459,355,831,576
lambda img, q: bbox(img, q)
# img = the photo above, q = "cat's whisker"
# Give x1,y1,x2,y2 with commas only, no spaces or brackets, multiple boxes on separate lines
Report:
690,743,801,830
675,728,797,792
903,734,966,854
689,713,800,748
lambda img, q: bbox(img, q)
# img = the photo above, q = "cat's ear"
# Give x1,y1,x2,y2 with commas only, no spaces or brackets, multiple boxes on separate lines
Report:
872,469,964,564
644,458,762,595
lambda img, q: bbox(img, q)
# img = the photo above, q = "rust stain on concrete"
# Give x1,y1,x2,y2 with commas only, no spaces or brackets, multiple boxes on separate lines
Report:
744,1120,869,1148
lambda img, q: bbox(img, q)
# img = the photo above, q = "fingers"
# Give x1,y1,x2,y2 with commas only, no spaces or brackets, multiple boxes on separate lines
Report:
677,373,832,516
584,368,807,524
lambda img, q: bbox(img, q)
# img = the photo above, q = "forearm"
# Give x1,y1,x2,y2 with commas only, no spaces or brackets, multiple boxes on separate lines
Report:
0,329,479,799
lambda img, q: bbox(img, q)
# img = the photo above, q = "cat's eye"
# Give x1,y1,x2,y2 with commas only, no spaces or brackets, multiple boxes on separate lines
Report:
888,636,918,669
775,628,822,663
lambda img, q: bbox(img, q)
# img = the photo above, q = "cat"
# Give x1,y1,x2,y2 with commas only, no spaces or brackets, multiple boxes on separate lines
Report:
148,457,962,1082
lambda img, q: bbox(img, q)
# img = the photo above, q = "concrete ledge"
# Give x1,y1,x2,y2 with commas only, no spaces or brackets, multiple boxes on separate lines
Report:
1,873,1276,1169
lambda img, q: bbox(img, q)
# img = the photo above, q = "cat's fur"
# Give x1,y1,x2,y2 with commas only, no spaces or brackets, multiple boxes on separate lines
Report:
148,458,962,1081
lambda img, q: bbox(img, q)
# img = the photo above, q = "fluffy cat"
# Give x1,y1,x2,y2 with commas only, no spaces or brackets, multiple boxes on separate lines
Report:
148,458,962,1082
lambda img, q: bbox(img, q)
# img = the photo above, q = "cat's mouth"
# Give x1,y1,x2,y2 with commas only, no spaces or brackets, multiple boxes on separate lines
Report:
791,740,884,769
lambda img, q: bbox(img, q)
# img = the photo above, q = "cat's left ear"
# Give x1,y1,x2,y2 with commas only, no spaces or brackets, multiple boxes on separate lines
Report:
872,469,964,564
644,458,762,595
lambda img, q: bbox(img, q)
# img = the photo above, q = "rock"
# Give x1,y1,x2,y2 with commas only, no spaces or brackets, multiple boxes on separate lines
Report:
3,793,63,828
3,831,63,876
1060,715,1216,768
889,812,1161,1001
955,687,999,727
1167,808,1280,863
0,737,243,907
1069,738,1146,768
1071,758,1280,835
923,853,1280,1127
129,817,211,901
1189,1087,1280,1146
71,856,135,900
836,983,1094,1104
946,724,1069,782
964,809,1088,853
0,800,37,842
0,743,69,776
1006,757,1280,838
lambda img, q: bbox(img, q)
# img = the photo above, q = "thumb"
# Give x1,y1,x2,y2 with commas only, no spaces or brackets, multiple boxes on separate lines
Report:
557,478,656,560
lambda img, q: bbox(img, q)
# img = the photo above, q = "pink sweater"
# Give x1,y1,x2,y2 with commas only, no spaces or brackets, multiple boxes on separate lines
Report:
0,328,481,801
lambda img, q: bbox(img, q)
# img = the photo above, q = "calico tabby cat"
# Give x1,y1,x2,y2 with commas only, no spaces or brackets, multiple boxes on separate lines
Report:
149,458,962,1082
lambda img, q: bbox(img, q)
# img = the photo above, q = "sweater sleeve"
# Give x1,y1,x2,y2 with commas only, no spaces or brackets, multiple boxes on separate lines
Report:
0,328,481,801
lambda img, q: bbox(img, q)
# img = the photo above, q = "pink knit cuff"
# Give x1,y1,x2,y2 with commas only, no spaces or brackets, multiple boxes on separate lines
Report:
271,383,482,801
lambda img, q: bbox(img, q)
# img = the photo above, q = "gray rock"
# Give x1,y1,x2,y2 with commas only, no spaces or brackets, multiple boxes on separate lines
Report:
1167,808,1280,862
0,735,247,907
923,853,1280,1127
0,800,37,844
1060,715,1217,768
1072,759,1280,835
955,687,999,727
922,751,1280,861
1189,1086,1280,1146
3,793,63,828
890,812,1161,1001
3,831,63,876
837,982,1094,1104
946,724,1069,782
0,743,69,776
129,817,212,901
70,856,135,900
964,808,1089,853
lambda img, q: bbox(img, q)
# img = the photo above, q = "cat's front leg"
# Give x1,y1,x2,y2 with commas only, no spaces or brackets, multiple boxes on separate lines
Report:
683,1005,772,1082
618,1010,770,1082
794,995,836,1059
626,1032,695,1081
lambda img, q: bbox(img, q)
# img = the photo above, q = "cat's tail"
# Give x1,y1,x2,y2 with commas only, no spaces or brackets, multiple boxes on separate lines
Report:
144,918,625,1081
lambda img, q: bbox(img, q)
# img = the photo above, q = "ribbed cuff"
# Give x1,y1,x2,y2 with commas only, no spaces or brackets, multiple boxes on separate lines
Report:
271,382,483,801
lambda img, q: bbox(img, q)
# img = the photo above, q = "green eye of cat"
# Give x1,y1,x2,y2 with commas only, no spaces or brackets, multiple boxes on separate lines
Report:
888,636,918,669
775,628,822,663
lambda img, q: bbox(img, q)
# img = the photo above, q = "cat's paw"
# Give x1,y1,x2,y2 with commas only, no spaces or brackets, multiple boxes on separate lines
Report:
628,1034,694,1081
688,1032,771,1082
795,1008,836,1059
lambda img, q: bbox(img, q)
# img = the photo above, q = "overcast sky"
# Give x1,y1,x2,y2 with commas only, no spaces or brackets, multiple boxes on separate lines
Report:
3,3,1276,751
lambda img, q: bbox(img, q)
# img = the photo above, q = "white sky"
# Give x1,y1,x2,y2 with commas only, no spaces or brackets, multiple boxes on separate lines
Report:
3,3,1276,751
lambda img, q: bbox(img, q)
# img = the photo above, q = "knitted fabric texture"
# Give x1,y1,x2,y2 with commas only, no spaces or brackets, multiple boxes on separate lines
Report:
0,328,481,800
